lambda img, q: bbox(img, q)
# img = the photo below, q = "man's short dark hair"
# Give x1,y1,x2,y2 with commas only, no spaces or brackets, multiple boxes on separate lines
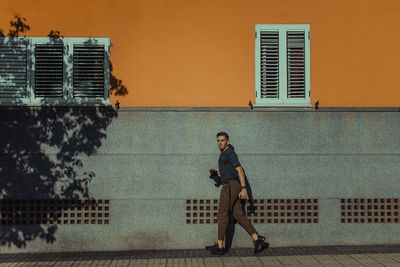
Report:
216,132,229,140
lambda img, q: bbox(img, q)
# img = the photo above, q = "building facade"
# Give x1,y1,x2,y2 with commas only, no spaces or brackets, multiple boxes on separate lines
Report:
0,0,399,253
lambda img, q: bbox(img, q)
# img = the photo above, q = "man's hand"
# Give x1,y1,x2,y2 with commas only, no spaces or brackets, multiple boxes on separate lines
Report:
239,189,247,199
209,168,220,176
209,168,215,175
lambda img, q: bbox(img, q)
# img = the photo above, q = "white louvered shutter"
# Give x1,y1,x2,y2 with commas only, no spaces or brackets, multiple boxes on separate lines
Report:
260,31,279,99
0,42,28,97
34,44,64,97
287,31,305,98
73,44,105,98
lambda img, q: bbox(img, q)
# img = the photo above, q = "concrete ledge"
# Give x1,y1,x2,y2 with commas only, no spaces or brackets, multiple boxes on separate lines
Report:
0,106,398,112
113,106,400,112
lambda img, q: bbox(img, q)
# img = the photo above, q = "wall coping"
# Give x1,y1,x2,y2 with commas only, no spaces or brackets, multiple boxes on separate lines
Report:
0,106,398,112
115,107,400,112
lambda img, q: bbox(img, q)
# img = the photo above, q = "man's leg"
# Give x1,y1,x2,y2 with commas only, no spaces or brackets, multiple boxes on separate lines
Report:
231,190,258,241
217,184,231,249
230,181,269,253
224,214,236,250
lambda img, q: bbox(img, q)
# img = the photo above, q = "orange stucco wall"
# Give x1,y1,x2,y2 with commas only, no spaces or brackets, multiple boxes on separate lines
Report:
1,0,399,107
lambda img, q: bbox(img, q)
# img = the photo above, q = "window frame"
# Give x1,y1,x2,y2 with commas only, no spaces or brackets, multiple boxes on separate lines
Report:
255,24,311,107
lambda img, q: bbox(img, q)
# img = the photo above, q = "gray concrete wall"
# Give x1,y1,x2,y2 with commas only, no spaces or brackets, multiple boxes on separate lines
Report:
0,108,399,253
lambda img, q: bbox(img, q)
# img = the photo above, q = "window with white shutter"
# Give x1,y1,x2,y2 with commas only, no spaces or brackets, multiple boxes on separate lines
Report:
0,37,110,106
255,24,310,107
0,38,29,100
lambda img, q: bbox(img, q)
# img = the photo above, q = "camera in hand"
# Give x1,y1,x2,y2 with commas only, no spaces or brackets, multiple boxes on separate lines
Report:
209,169,221,187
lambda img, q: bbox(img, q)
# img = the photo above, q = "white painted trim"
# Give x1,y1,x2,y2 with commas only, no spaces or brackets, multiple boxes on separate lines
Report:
255,24,311,107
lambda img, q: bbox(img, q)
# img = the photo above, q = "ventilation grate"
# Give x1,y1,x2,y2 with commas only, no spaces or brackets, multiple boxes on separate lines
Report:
287,31,305,98
73,45,105,97
0,44,27,97
341,198,400,223
34,44,64,97
0,199,110,225
186,199,318,224
260,31,279,99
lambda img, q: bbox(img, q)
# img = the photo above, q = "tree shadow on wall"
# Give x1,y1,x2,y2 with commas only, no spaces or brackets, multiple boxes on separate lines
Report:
0,16,120,248
0,106,117,248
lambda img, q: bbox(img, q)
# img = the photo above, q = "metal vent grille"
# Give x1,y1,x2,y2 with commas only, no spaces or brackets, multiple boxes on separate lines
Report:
0,44,27,97
186,199,318,224
341,198,400,223
260,31,279,99
0,199,110,225
34,44,64,97
73,45,105,97
287,31,305,98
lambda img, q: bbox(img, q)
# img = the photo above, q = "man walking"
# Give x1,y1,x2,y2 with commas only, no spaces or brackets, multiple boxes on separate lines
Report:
206,132,269,255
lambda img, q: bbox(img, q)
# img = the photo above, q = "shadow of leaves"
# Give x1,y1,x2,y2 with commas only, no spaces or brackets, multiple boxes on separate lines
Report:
0,106,117,248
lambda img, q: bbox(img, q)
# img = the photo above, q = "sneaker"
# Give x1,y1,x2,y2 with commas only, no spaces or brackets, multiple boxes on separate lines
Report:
205,242,219,252
211,246,227,256
253,235,269,254
258,240,269,253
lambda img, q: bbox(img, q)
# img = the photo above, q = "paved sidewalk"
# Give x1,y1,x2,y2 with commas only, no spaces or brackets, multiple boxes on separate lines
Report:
1,245,400,266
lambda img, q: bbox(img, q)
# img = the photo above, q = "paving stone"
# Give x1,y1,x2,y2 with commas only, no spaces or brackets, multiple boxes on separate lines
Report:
384,253,400,262
221,257,243,266
261,263,285,267
346,253,385,265
240,258,264,267
187,258,205,267
293,255,322,265
329,255,362,266
54,261,77,267
366,253,400,265
274,255,305,266
83,261,98,267
127,259,148,267
259,255,285,266
312,255,343,265
203,257,224,267
111,259,131,267
29,263,54,267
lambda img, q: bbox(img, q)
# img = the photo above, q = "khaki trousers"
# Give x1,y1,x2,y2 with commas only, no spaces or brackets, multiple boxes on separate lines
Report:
217,179,257,241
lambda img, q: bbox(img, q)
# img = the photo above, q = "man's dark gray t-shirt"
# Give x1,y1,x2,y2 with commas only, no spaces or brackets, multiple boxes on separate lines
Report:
218,145,241,182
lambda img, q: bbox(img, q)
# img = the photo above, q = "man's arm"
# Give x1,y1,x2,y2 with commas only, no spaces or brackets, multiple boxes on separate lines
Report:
235,166,246,187
236,166,248,199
